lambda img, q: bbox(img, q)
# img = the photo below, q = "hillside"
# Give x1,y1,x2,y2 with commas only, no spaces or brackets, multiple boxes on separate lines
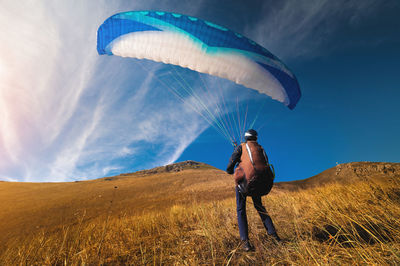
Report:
1,161,400,264
275,162,400,191
0,161,230,251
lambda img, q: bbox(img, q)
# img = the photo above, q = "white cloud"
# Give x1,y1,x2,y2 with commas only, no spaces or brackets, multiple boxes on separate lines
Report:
0,1,214,182
245,0,385,59
102,166,122,176
0,177,18,182
118,147,135,157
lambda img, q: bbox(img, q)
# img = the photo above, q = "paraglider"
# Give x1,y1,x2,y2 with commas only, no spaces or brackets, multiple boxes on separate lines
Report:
97,11,301,144
97,11,301,251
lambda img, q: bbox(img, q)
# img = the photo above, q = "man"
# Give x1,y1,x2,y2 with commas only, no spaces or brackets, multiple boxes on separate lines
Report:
226,129,281,251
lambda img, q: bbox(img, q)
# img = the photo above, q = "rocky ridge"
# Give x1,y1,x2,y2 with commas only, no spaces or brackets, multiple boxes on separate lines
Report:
334,162,399,177
119,160,212,177
275,162,400,191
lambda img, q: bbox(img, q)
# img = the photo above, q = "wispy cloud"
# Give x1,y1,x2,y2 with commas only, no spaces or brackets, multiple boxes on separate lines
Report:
0,0,212,182
245,0,387,59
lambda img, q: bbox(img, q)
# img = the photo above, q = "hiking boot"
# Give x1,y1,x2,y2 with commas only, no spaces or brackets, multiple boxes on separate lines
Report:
270,233,281,243
241,240,255,252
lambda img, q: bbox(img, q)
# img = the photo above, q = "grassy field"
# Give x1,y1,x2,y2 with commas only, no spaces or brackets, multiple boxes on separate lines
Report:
1,162,400,265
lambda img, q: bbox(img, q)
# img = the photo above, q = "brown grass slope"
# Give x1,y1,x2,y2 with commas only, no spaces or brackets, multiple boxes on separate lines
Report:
275,162,400,191
0,161,400,265
0,161,229,249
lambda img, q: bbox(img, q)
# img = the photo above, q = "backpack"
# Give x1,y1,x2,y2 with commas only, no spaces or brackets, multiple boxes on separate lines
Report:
234,141,275,196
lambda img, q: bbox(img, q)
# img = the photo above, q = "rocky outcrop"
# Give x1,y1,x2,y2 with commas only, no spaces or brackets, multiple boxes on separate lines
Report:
164,160,202,172
334,162,399,178
275,162,400,191
119,160,211,177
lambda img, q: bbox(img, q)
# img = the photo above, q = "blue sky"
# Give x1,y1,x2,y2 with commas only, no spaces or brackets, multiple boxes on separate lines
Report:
0,0,399,182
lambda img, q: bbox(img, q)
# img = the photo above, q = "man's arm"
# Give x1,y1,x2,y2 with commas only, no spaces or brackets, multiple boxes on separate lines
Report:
226,145,242,174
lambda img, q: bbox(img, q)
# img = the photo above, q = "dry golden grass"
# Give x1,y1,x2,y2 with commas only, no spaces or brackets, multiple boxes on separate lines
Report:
1,163,400,265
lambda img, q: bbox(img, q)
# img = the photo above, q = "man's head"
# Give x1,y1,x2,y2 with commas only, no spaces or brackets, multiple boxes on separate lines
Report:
244,129,258,141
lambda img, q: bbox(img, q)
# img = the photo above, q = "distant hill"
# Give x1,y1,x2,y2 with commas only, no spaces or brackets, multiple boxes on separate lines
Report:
115,160,216,177
275,162,400,191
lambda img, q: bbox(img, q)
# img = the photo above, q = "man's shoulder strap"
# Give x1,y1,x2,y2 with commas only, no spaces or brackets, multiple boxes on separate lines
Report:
243,142,255,166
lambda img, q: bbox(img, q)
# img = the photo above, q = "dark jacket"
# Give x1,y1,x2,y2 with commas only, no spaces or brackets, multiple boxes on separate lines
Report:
226,145,242,174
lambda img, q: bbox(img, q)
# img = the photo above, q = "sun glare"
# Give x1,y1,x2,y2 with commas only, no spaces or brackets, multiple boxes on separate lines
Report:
0,60,4,80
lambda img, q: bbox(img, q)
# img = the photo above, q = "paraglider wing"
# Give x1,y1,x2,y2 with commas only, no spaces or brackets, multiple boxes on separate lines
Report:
97,11,301,109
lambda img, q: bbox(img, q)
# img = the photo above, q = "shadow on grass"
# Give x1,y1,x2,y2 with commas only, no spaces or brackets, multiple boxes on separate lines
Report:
312,222,392,247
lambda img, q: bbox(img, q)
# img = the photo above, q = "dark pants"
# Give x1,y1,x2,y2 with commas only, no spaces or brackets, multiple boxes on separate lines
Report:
236,186,276,240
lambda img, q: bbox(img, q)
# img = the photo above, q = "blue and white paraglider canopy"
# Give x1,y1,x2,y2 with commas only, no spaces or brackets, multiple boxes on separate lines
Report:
97,11,301,110
97,11,301,144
